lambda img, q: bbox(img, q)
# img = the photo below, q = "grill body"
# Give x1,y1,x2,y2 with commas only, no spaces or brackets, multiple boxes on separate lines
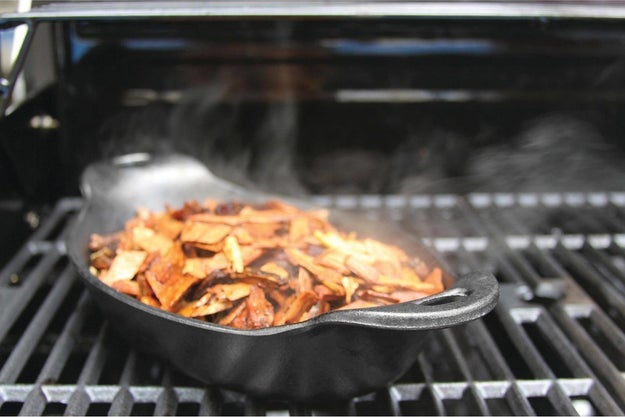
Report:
2,2,625,415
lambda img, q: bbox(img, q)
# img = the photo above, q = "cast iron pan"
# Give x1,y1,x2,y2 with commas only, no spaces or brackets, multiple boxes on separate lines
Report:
67,153,499,403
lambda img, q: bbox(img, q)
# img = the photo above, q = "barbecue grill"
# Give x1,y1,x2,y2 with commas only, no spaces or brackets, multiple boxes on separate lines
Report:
3,1,625,415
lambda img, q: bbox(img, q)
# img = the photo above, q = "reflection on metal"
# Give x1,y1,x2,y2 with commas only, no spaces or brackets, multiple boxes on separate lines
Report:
4,1,625,20
336,89,625,103
122,89,183,106
7,0,31,110
23,211,39,229
322,38,500,56
111,153,152,167
337,89,502,103
28,114,58,130
0,20,35,117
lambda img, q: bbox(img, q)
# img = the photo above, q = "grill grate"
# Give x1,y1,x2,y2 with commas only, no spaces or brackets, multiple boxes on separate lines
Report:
2,193,625,415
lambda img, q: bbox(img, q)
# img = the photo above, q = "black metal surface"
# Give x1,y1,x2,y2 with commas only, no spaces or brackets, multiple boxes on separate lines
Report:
65,153,497,402
1,191,625,414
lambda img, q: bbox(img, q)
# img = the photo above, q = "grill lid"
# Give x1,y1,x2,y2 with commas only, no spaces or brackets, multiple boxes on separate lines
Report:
4,1,625,22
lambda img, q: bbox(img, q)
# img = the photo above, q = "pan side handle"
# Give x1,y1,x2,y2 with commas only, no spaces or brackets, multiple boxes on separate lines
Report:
317,272,499,330
80,153,253,216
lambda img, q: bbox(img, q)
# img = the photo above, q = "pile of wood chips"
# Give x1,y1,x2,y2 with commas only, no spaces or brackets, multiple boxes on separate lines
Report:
88,199,444,329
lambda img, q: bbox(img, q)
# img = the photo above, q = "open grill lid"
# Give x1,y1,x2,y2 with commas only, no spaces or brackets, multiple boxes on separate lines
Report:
4,0,625,23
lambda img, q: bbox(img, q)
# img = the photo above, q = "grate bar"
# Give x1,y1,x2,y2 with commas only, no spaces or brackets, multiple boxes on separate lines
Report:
503,385,534,416
63,323,111,415
456,321,535,415
29,199,81,243
554,246,625,326
415,354,445,416
76,322,109,386
0,248,61,342
496,303,554,380
36,291,93,385
154,370,178,416
316,192,625,211
106,351,140,416
550,305,625,412
0,243,41,288
586,381,624,417
0,263,75,383
597,204,625,234
530,313,587,379
457,247,538,416
545,383,580,416
383,388,402,416
490,198,625,415
440,330,491,415
108,387,134,416
458,200,555,294
4,379,625,416
17,386,46,417
63,389,91,417
118,350,138,386
570,307,625,361
581,245,625,296
196,388,223,416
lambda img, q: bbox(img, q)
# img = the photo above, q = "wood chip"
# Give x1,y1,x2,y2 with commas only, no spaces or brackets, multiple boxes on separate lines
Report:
101,250,148,286
342,276,360,304
132,226,174,254
144,245,198,310
297,267,313,294
217,301,247,326
223,236,244,273
112,280,140,296
345,255,380,282
260,262,290,281
289,217,310,241
183,254,228,278
181,222,232,245
276,291,318,325
246,285,275,328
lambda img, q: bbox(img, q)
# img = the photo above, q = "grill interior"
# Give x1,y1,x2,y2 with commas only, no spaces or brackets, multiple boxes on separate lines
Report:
2,192,625,415
3,3,625,415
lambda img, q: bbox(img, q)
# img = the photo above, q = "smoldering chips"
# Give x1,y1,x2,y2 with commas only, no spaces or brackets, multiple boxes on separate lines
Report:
88,199,444,329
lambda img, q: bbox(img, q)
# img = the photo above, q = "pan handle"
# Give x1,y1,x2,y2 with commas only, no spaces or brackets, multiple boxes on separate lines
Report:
317,272,498,330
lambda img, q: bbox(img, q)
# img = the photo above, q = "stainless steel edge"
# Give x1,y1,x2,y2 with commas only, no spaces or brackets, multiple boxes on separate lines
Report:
4,1,625,21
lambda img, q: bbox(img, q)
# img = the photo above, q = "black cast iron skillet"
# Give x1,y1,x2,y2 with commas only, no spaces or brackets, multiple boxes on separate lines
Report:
67,153,498,403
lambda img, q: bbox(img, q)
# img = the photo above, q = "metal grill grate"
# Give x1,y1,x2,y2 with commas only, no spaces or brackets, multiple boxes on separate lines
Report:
2,193,625,415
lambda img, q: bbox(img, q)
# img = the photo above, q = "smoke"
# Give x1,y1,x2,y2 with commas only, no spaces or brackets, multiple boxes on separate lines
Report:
96,103,173,157
167,74,252,188
85,40,625,198
84,22,306,196
466,113,625,193
391,129,471,194
170,22,304,195
302,149,388,194
248,62,306,195
96,97,625,198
